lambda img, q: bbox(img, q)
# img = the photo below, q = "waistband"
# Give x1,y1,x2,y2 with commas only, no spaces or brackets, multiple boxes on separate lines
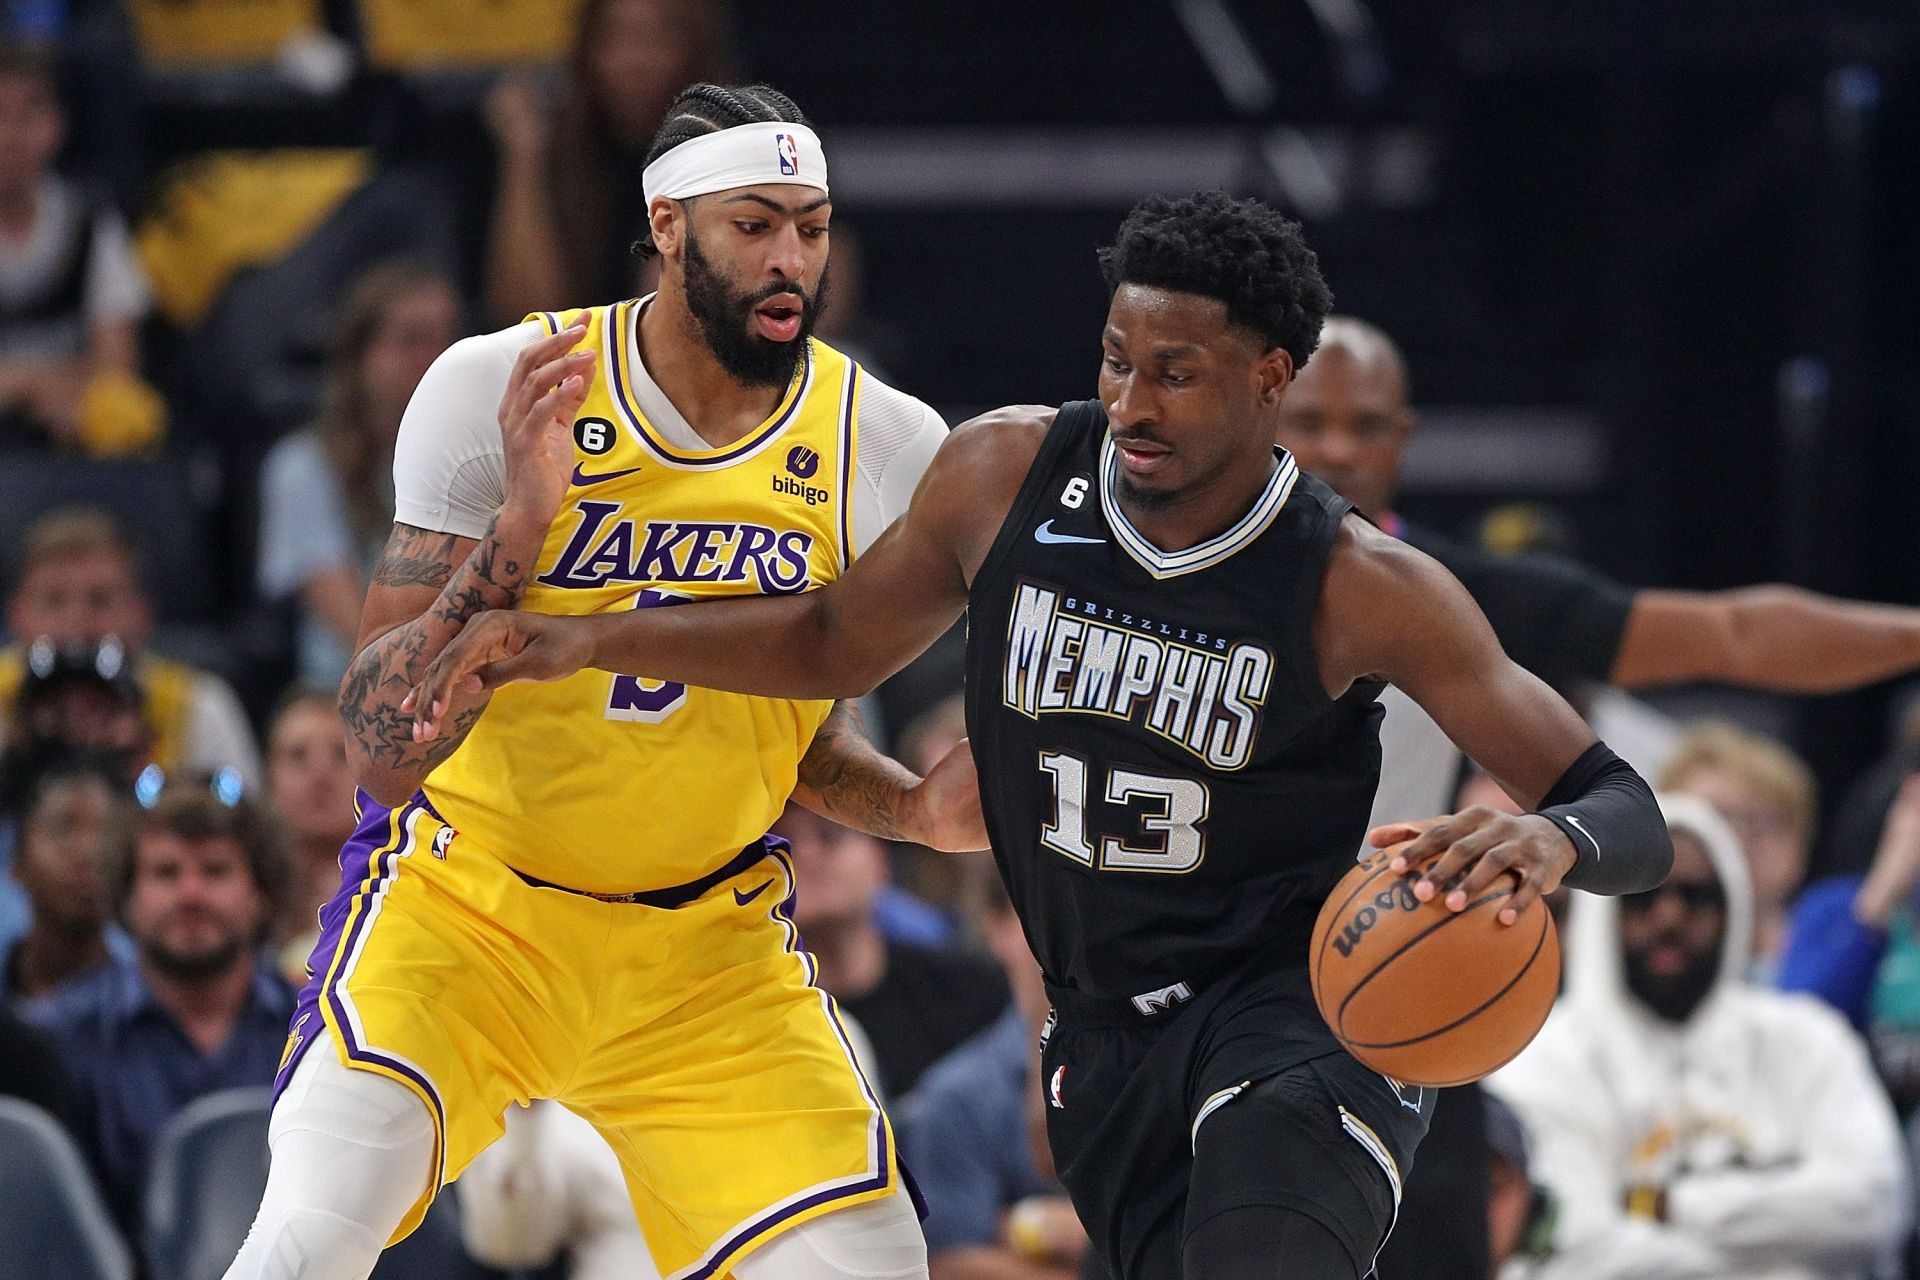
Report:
513,838,780,909
1046,975,1209,1027
1044,935,1311,1028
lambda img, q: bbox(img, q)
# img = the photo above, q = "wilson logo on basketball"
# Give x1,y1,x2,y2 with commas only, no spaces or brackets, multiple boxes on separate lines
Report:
1310,840,1561,1088
1330,879,1421,959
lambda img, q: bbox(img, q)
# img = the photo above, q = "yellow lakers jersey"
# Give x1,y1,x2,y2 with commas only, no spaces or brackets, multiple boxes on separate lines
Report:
423,301,864,893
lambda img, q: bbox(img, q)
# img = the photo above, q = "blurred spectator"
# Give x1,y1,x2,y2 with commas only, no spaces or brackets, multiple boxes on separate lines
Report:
902,873,1088,1278
0,43,159,454
263,687,354,981
0,750,128,1001
1802,694,1920,889
1,506,262,787
30,784,293,1231
1485,1090,1550,1275
484,0,734,323
1779,771,1920,1116
888,690,992,941
0,639,147,943
1283,317,1920,835
1659,722,1816,974
256,260,461,687
778,801,1006,1098
1490,795,1908,1280
0,637,150,774
0,997,68,1121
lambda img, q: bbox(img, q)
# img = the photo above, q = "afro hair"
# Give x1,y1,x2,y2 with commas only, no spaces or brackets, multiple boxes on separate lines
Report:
1098,191,1333,372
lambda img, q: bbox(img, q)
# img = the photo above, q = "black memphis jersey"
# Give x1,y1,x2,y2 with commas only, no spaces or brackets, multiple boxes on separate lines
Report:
963,400,1384,1004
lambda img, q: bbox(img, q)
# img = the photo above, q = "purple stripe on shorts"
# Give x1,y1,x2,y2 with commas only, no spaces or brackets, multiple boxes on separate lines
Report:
275,791,448,1157
670,842,895,1280
274,789,400,1100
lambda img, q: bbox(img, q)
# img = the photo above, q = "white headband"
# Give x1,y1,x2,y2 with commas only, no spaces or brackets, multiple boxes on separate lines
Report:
642,121,829,204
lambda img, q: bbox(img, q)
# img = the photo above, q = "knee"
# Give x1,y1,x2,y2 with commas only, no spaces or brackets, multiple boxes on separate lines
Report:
271,1041,437,1156
224,1206,388,1280
1183,1205,1359,1280
248,1044,439,1249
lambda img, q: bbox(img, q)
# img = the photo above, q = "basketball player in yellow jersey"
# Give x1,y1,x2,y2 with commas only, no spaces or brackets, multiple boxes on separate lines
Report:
221,85,960,1280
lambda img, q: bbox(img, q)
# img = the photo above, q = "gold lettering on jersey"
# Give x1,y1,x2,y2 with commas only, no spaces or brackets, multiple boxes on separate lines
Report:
538,499,813,592
1003,581,1272,770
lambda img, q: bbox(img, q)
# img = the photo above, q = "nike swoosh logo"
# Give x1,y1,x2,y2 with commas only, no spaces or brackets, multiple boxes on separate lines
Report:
572,463,644,486
733,880,774,907
1566,814,1601,863
1034,520,1105,546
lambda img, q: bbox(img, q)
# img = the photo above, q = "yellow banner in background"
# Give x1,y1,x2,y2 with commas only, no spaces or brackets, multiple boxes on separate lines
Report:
136,149,371,328
126,0,323,66
359,0,585,71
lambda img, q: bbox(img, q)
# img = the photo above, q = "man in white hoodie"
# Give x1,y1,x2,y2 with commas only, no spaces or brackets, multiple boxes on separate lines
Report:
1489,795,1909,1280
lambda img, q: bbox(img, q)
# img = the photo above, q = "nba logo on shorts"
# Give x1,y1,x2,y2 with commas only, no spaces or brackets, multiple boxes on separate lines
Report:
775,133,799,176
786,445,820,478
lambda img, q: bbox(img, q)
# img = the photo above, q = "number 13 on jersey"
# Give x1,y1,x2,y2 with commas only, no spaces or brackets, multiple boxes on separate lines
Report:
1038,750,1210,874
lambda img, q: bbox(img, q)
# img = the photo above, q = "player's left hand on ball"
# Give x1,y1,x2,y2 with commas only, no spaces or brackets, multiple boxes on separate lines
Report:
902,737,990,852
1368,809,1577,926
407,610,593,740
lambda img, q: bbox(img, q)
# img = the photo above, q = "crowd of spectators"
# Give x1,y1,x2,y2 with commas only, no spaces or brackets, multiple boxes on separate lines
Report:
3,3,1920,1280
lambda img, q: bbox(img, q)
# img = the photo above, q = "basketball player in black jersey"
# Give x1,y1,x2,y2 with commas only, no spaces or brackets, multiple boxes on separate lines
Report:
410,192,1672,1280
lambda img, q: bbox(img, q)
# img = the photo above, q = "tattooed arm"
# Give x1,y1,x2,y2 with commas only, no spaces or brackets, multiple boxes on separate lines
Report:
792,702,989,852
339,320,597,806
339,515,550,805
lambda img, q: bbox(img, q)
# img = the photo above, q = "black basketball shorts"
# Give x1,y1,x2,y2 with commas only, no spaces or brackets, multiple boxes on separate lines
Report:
1042,962,1434,1279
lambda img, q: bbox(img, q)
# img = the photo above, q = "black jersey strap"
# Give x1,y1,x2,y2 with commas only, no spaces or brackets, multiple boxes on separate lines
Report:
968,399,1103,599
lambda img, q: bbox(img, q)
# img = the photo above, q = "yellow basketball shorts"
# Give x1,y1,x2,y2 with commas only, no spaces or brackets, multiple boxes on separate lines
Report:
276,791,901,1279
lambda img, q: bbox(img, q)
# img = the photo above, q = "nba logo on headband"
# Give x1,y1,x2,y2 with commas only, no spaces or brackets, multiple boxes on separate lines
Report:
642,121,827,202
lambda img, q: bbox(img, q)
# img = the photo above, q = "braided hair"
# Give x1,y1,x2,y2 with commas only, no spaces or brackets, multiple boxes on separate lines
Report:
633,83,812,258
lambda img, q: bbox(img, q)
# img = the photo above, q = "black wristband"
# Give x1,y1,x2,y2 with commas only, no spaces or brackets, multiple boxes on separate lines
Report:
1535,742,1672,895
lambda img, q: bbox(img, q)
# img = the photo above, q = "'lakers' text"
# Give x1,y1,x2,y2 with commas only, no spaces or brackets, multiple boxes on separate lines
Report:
538,499,813,592
1002,581,1272,770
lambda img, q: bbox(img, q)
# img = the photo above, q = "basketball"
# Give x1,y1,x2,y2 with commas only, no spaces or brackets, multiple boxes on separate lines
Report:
1310,842,1561,1087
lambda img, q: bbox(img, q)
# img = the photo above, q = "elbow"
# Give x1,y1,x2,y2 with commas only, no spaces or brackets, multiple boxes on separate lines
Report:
356,767,416,810
828,657,892,702
1631,827,1676,895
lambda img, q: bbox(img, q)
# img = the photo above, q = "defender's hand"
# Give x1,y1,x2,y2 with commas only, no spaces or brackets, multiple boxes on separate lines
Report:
407,610,594,739
899,737,990,852
1367,809,1577,926
500,322,596,526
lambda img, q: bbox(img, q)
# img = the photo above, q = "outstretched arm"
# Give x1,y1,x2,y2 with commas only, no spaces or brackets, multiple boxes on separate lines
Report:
408,407,1051,731
1614,586,1920,692
1318,519,1670,919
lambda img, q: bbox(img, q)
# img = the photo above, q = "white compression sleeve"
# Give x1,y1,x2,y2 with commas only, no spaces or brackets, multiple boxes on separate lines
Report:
221,1032,437,1280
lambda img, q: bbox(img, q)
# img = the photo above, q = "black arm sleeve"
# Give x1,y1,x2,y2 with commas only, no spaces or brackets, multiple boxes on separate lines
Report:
1534,742,1672,894
1401,524,1637,687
